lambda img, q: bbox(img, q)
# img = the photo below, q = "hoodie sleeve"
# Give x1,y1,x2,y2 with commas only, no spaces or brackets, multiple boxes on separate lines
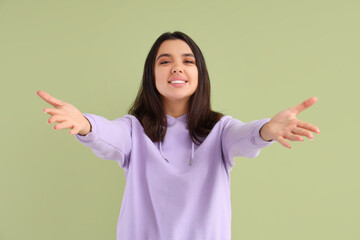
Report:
221,116,274,171
75,113,132,169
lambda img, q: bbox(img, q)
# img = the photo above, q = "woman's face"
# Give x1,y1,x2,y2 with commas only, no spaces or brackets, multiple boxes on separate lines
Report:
154,39,198,105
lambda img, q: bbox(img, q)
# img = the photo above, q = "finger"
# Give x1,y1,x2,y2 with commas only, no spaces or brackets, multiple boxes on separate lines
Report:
43,107,64,116
291,96,318,115
285,132,304,142
291,127,314,140
275,136,291,149
37,90,65,108
297,120,320,134
53,121,73,130
48,115,67,124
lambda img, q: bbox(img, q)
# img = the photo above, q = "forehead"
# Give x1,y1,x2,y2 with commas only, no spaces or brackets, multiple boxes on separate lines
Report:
156,39,194,57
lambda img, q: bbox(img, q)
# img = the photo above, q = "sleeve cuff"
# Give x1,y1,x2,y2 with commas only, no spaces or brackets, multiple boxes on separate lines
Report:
251,118,274,146
75,113,99,142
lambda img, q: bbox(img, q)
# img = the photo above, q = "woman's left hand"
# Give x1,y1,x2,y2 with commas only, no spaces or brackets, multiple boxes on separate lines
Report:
259,97,320,149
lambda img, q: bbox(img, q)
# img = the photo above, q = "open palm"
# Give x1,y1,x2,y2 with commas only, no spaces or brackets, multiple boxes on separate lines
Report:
260,97,320,149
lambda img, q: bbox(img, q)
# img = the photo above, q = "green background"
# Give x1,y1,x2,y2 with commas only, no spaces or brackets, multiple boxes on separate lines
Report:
1,0,359,239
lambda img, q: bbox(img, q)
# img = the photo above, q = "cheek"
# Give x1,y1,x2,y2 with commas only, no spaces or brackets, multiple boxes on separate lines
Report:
154,70,162,88
193,80,199,92
155,68,166,82
193,70,199,88
154,78,163,94
154,74,168,96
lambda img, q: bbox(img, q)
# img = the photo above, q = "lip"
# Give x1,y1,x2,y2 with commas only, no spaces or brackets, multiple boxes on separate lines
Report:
168,75,187,82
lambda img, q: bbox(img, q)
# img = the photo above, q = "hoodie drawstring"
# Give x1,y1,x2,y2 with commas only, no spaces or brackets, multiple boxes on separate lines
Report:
159,141,195,166
159,141,169,163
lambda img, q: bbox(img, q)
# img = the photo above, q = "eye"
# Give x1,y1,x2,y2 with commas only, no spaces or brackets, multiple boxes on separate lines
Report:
160,61,170,65
185,60,194,64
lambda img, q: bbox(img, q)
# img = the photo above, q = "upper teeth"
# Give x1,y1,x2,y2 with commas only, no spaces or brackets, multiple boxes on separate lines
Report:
170,80,186,84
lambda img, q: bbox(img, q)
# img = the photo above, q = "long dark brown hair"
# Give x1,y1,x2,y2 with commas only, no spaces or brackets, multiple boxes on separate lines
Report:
128,31,223,145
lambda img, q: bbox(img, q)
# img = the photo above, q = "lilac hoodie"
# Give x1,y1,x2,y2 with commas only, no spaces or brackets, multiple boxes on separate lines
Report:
75,113,274,240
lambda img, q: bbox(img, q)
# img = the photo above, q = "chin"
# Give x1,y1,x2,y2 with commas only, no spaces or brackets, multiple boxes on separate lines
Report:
165,94,192,102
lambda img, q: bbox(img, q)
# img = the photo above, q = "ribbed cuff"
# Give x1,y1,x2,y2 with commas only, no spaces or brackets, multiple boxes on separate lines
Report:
251,118,274,146
75,113,99,142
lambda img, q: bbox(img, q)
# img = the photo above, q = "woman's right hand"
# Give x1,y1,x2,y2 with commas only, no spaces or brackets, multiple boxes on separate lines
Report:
37,90,91,136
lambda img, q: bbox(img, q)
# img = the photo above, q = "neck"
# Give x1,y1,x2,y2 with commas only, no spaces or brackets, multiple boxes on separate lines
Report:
163,98,189,118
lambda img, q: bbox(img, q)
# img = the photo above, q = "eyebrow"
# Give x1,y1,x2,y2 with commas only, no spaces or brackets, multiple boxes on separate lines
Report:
156,53,195,61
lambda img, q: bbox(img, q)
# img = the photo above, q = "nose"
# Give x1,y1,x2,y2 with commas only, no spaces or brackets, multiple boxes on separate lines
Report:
172,67,183,74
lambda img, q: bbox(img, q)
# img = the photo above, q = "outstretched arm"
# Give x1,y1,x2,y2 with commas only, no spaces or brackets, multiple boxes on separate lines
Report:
259,96,320,149
37,90,132,167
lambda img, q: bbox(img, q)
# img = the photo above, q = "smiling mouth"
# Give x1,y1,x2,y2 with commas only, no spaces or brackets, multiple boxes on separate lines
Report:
168,80,188,84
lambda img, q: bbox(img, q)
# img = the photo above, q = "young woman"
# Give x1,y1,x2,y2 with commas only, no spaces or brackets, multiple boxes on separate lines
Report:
37,31,320,240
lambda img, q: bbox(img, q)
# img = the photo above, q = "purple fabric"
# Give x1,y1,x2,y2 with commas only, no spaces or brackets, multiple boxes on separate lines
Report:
75,113,274,240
